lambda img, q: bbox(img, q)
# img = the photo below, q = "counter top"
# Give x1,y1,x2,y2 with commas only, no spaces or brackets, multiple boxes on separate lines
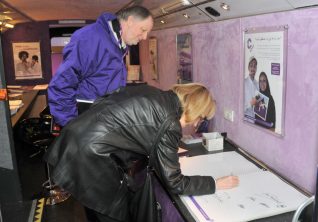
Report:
11,90,39,127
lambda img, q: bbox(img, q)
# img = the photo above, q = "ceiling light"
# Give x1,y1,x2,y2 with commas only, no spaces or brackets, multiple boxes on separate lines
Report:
4,23,14,28
0,20,14,29
181,0,191,6
0,15,12,21
2,10,13,14
58,20,86,24
159,0,191,15
220,3,230,11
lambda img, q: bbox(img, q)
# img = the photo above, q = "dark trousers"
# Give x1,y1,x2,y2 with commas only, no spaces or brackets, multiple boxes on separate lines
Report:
77,102,93,115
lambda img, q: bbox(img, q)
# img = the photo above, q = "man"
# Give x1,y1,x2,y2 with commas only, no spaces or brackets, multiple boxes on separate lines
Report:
46,83,239,222
30,55,40,74
244,56,259,118
48,6,153,127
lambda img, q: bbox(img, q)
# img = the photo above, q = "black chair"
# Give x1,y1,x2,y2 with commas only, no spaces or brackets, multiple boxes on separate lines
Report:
16,109,70,205
16,116,54,159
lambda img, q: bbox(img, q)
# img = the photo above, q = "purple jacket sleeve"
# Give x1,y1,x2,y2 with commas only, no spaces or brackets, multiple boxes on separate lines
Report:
48,39,89,126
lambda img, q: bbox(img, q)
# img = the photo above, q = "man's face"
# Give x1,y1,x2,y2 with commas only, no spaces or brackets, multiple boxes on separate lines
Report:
248,60,257,80
121,15,153,45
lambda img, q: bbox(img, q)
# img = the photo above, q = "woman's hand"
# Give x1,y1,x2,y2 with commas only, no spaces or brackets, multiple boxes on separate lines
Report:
216,175,239,190
250,97,257,106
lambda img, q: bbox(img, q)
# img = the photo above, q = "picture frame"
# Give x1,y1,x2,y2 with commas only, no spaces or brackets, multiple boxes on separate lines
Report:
243,26,288,136
12,42,43,80
127,65,140,81
149,37,158,80
176,33,193,83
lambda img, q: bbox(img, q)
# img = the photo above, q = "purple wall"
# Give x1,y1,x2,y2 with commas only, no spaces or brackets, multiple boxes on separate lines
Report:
51,53,63,76
140,7,318,194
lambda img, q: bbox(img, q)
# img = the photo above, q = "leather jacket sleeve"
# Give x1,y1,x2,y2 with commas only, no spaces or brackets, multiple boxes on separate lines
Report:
153,120,216,195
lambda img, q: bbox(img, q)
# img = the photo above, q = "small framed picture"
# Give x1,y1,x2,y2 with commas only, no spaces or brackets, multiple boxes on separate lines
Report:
12,42,43,80
176,33,192,83
149,37,158,80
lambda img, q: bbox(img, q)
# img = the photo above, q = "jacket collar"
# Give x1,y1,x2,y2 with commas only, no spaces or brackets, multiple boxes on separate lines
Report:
169,91,183,119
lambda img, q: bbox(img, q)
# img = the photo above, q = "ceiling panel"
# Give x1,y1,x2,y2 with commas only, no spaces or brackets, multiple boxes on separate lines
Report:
3,0,130,21
0,0,318,31
2,0,177,21
286,0,318,8
0,1,30,25
197,0,295,21
154,6,213,30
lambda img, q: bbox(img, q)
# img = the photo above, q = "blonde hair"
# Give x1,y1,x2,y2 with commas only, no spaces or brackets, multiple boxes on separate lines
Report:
171,83,216,124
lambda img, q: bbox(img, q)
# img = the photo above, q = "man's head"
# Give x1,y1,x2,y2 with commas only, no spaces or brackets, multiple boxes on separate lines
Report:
248,57,257,80
31,55,38,65
32,55,38,62
117,6,153,46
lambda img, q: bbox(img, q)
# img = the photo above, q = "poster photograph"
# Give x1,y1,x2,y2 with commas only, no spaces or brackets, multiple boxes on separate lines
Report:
176,33,192,83
243,26,287,136
12,42,42,80
149,37,158,80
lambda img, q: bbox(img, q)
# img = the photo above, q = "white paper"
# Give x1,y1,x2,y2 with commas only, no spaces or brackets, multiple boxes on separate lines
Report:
7,85,22,89
9,100,23,107
179,152,309,222
180,152,261,178
10,107,18,116
181,134,202,144
33,84,48,90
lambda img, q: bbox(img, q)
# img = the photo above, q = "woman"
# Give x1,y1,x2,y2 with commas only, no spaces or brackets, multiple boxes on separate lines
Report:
16,50,31,75
256,72,276,129
46,83,238,222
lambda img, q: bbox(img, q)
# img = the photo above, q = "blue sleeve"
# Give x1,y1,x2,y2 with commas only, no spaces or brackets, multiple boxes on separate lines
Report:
48,39,88,126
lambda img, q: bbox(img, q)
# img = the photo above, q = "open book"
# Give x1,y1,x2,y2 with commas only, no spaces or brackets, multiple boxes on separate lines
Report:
179,152,308,222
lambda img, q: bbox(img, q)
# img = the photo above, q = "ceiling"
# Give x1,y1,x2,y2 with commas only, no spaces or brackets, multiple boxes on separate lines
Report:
0,0,318,31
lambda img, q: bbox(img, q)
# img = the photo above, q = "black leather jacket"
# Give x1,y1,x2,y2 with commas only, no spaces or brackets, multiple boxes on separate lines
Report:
46,85,215,219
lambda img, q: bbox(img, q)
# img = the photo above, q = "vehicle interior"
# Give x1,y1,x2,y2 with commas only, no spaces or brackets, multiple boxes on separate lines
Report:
0,0,317,222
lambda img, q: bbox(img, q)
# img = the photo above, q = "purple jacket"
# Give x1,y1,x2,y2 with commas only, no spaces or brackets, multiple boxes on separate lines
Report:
48,13,127,126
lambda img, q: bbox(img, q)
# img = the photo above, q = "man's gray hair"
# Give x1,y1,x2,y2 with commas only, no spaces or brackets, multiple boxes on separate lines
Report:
116,6,152,21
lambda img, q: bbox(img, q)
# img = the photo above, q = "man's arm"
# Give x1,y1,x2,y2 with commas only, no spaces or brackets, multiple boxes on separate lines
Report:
48,40,86,126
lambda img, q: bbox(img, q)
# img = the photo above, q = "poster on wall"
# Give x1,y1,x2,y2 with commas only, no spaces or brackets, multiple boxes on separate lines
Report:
12,42,42,80
176,33,192,83
243,26,287,136
149,37,158,80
